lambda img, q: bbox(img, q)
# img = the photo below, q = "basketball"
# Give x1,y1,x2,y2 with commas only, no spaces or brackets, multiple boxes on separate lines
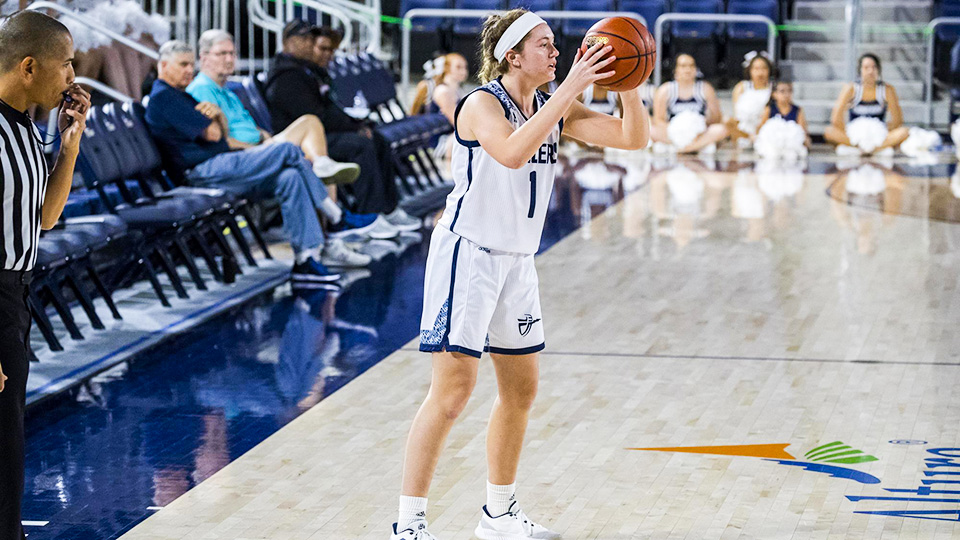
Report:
579,17,656,92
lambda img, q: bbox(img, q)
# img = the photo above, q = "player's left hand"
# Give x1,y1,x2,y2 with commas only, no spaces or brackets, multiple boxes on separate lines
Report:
59,83,90,153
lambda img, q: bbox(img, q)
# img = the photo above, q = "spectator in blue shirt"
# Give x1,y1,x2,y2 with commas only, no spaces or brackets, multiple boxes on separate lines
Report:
187,29,360,186
145,40,376,279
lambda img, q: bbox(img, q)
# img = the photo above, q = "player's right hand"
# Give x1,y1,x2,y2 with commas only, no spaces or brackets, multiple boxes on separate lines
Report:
0,361,6,393
561,43,616,97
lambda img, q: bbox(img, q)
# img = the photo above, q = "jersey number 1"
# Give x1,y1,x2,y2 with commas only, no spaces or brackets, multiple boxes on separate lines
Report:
528,171,536,218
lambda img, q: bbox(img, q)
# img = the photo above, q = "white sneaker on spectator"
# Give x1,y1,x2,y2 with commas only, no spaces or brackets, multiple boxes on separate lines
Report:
390,521,438,540
384,207,422,232
836,144,862,156
321,238,372,267
368,215,400,240
475,501,560,540
313,156,360,185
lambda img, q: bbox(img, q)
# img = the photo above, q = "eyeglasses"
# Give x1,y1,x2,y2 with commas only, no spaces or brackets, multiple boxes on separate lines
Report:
209,50,237,58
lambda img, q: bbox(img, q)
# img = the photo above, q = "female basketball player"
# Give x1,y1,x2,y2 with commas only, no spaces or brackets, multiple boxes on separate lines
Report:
392,9,649,540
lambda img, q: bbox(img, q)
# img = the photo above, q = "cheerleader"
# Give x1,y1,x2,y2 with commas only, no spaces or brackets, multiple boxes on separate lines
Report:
824,53,909,156
650,54,728,154
728,51,773,148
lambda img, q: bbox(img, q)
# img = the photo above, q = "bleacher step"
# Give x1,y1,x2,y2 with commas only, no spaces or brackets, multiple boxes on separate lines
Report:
796,99,949,127
787,42,927,63
792,80,925,101
782,60,925,81
783,20,927,44
793,1,932,23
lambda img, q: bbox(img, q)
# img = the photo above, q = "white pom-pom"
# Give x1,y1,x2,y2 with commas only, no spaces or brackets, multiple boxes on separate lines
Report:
734,88,771,135
846,117,888,153
951,119,960,148
845,164,886,196
952,170,960,199
755,117,808,160
667,111,707,149
732,172,764,219
574,161,621,190
755,159,804,201
60,8,113,51
666,165,704,213
900,127,941,157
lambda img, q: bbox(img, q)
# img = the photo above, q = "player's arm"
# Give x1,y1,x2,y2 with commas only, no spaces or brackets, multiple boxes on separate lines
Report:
652,84,669,128
755,105,771,132
830,83,854,129
703,82,722,125
886,84,904,130
459,43,615,169
798,108,812,146
731,80,744,105
561,89,648,149
432,84,458,125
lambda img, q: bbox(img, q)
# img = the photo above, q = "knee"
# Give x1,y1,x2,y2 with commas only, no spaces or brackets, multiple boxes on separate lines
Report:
297,114,323,130
431,378,476,420
274,141,301,159
499,379,538,411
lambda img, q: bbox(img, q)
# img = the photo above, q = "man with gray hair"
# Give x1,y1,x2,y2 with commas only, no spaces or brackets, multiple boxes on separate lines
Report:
145,40,375,279
187,29,362,187
0,11,90,540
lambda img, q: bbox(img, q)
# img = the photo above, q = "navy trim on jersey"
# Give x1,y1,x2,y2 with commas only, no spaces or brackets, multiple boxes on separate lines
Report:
452,87,504,148
486,343,546,355
771,103,800,123
449,147,473,232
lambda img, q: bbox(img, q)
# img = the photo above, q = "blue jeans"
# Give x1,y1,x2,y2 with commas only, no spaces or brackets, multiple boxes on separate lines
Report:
188,142,326,253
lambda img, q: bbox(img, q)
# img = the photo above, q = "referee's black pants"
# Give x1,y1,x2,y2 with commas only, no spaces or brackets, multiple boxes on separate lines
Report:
327,130,400,216
0,271,30,540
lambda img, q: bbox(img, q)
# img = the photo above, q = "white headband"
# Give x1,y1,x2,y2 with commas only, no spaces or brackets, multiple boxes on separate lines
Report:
494,12,547,62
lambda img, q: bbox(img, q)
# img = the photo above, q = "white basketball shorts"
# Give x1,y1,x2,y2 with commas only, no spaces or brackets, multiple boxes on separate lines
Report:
419,225,545,358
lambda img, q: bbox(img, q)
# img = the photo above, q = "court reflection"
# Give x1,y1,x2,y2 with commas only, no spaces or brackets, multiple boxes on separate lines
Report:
828,162,960,224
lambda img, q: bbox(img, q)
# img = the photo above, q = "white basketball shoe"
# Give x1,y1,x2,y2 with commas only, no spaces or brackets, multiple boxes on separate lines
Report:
474,501,561,540
390,520,438,540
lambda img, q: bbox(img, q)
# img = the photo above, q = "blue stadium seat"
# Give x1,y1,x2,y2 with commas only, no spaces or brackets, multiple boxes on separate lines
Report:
618,0,665,30
936,3,960,42
562,0,616,37
402,0,453,31
226,77,274,134
453,0,502,35
726,0,778,39
671,0,722,39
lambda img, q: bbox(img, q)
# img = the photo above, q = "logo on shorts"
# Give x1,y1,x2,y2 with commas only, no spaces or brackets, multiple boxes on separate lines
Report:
517,314,541,336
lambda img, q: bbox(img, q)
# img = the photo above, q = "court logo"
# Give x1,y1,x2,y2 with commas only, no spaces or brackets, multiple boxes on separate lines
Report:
517,314,541,336
631,442,960,522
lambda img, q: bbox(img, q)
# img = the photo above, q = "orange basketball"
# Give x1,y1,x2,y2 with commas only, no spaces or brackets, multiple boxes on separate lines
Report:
579,17,656,92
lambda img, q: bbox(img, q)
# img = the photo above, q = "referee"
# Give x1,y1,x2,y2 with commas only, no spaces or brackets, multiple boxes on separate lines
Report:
0,11,90,540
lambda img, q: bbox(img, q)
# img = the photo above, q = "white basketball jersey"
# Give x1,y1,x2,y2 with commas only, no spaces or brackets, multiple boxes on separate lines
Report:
437,78,562,255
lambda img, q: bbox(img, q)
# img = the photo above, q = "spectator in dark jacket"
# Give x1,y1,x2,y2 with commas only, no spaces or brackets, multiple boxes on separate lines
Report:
263,22,421,231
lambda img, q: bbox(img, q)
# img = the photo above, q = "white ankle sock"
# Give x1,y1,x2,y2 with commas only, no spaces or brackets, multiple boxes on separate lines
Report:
397,495,427,530
486,481,516,516
320,198,343,224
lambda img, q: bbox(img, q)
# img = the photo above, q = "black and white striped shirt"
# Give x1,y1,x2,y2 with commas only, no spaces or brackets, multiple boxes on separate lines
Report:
0,97,49,271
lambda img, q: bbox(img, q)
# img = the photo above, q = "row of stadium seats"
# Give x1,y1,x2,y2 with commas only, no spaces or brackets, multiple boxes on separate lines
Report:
401,0,780,82
32,51,453,354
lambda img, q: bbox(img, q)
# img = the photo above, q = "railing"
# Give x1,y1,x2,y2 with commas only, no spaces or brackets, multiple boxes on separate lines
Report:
653,13,776,87
925,17,960,127
401,9,648,92
26,1,160,59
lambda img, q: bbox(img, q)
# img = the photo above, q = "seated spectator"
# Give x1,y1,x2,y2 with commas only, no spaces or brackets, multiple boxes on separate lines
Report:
145,40,375,280
186,29,359,186
728,52,773,149
263,23,421,231
410,53,467,161
650,54,728,154
824,53,909,156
